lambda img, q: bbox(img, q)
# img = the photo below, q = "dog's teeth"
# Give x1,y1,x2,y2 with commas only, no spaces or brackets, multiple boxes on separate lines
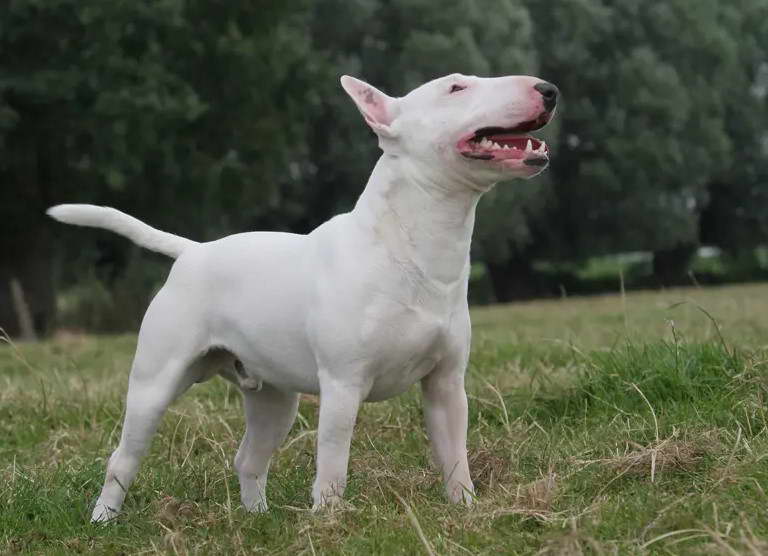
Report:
525,139,533,153
492,141,501,150
480,138,491,148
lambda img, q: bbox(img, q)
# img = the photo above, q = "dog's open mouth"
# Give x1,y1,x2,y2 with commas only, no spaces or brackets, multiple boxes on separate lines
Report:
457,125,549,168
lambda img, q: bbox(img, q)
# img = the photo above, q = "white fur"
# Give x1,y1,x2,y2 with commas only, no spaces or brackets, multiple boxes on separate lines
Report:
48,73,555,520
47,204,197,258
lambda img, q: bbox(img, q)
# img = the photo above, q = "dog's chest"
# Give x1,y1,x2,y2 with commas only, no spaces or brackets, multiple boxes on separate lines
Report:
360,296,456,401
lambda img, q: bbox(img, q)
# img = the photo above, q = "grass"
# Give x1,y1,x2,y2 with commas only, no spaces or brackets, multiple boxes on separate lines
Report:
2,283,768,554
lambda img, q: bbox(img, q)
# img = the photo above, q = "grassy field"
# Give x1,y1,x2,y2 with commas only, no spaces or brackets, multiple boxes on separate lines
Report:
2,283,768,554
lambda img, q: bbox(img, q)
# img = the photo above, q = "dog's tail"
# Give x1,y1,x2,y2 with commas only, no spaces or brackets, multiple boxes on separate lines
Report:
46,204,198,259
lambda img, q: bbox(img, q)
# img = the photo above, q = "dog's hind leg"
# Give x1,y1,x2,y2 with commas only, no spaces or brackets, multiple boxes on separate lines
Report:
234,383,299,512
91,294,204,522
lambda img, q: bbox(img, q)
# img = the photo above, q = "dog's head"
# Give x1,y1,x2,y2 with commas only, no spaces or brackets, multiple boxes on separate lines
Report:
341,73,558,190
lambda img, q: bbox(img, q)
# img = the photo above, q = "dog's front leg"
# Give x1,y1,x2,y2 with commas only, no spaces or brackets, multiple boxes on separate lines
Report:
421,367,474,505
311,376,365,510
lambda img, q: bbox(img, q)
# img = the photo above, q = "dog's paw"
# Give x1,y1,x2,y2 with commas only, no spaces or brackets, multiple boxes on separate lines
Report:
90,502,120,523
311,498,337,512
311,491,352,513
311,497,353,513
242,497,268,513
459,488,476,507
239,479,268,513
311,480,344,511
446,482,475,506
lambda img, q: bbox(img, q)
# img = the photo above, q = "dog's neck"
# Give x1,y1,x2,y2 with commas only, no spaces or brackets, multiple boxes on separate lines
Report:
352,154,482,288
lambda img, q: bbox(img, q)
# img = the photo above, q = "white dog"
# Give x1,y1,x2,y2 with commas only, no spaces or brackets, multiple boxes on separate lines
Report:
48,73,558,521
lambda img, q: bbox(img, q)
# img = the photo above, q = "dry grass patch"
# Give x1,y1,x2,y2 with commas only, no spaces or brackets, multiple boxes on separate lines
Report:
469,445,515,490
514,470,559,520
151,495,201,529
536,520,610,555
600,435,710,482
468,469,561,528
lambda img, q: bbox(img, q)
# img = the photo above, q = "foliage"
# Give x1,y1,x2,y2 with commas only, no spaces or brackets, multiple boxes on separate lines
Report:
0,0,767,329
525,0,768,260
0,0,315,333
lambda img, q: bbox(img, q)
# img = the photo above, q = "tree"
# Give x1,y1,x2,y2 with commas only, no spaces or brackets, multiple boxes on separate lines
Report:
483,0,754,297
3,0,765,332
0,0,315,335
699,1,768,265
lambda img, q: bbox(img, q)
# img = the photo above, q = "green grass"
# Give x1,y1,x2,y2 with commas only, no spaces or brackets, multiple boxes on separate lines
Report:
2,283,768,554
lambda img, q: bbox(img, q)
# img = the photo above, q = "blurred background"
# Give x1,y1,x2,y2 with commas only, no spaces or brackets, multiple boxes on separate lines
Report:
1,0,766,339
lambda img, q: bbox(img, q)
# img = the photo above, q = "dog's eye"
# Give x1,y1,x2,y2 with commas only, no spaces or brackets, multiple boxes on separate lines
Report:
449,84,467,94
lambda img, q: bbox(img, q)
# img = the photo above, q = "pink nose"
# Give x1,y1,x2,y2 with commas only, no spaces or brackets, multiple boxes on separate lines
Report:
534,82,559,112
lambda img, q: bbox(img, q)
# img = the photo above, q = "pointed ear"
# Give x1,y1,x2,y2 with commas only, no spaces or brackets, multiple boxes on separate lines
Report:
340,75,398,137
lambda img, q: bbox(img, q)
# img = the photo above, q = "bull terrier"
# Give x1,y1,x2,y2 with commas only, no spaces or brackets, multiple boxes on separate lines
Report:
47,72,558,521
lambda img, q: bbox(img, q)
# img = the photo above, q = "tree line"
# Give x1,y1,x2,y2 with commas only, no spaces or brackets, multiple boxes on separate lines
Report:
1,0,767,336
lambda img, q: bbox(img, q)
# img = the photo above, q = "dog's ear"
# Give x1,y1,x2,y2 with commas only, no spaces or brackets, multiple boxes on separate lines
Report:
340,76,398,138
